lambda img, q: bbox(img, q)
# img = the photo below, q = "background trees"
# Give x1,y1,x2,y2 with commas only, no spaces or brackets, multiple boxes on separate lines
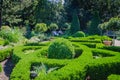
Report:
0,0,120,35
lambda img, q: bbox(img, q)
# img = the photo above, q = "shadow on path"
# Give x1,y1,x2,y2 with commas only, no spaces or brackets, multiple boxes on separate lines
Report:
0,58,15,80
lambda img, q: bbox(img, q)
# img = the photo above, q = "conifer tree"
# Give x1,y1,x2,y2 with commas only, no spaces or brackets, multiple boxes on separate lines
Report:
88,11,101,35
70,10,80,34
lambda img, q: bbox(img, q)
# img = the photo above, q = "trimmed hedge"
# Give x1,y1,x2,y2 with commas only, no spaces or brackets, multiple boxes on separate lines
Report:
0,64,2,72
25,41,50,46
86,57,120,80
102,46,120,52
108,74,120,80
70,38,102,43
35,44,93,80
12,46,42,63
10,37,120,80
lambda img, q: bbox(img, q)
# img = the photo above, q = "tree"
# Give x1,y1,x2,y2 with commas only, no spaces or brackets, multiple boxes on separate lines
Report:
0,0,3,28
65,0,120,30
35,0,64,25
70,10,80,34
99,17,120,31
88,11,101,35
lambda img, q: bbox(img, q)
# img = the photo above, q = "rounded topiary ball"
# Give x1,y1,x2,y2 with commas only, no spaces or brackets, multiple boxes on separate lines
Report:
73,31,85,37
48,38,75,59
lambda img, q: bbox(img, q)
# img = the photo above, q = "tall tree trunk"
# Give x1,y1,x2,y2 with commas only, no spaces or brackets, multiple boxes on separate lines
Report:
0,0,3,29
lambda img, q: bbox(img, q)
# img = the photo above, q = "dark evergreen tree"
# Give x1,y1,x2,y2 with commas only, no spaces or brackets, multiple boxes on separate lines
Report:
0,0,3,28
88,11,101,35
70,10,80,34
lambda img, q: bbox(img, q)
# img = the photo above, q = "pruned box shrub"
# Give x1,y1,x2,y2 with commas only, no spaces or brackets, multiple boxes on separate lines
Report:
72,31,85,37
48,38,75,59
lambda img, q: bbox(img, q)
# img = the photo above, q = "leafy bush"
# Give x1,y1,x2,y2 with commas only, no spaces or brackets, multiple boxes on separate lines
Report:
48,38,75,59
35,23,48,33
62,23,71,31
0,48,13,61
30,63,59,79
49,23,58,31
72,31,85,37
0,27,24,43
1,26,11,31
99,17,120,31
28,34,50,43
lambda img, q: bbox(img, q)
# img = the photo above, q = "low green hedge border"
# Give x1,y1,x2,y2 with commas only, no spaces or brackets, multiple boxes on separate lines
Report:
10,39,120,80
0,64,2,72
102,46,120,52
108,74,120,80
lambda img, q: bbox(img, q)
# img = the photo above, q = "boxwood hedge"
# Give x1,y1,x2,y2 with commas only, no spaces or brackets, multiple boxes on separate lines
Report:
9,37,120,80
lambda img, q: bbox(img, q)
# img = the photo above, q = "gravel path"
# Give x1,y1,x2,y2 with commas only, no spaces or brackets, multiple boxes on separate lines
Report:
0,58,14,80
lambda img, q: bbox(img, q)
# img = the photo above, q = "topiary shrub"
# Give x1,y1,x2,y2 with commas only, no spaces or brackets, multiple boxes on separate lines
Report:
48,38,75,59
72,31,85,37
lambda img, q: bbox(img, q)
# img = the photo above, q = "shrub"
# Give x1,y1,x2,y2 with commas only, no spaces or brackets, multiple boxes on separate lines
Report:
0,48,13,61
48,38,75,59
72,31,85,37
0,27,24,43
49,23,58,31
63,23,71,30
35,23,48,33
108,74,120,80
99,17,120,31
1,26,11,31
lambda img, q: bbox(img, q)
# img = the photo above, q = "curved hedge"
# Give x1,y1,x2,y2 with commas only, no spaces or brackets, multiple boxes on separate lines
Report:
108,74,120,80
10,37,120,80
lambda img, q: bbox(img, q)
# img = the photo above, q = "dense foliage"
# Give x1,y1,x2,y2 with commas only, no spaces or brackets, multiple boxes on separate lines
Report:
48,38,75,59
70,10,81,34
72,31,85,37
99,17,120,31
35,23,47,33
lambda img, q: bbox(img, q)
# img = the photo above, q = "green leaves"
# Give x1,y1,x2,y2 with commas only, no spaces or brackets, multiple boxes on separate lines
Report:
99,17,120,31
35,23,48,33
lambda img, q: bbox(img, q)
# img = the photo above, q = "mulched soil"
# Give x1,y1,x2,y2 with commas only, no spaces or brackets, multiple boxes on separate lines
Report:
0,58,15,80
